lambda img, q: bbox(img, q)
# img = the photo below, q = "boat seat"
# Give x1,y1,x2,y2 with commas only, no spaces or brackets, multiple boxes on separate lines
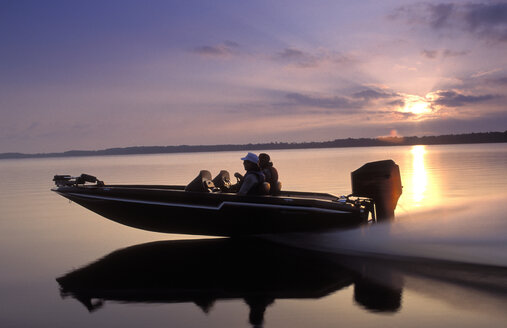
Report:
260,182,270,195
185,170,216,192
270,181,282,195
212,170,232,192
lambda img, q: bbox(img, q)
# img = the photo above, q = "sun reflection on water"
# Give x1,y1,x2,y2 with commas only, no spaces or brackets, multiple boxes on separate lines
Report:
410,145,427,206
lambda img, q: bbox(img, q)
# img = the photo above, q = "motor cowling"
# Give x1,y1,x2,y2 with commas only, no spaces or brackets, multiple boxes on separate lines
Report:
351,160,402,221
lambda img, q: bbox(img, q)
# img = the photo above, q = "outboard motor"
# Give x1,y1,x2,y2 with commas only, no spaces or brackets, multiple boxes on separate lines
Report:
351,160,402,221
53,174,103,187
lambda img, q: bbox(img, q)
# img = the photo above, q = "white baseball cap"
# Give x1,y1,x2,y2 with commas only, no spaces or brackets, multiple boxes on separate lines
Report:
241,152,259,164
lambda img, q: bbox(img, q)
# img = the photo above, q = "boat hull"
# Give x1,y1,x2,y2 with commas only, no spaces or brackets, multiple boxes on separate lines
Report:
53,185,369,236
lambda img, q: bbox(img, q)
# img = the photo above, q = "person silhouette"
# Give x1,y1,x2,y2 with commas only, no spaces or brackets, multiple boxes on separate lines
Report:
258,153,280,194
235,152,265,196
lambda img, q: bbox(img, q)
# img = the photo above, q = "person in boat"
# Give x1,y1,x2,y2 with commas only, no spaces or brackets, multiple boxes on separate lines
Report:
234,152,265,196
258,153,280,194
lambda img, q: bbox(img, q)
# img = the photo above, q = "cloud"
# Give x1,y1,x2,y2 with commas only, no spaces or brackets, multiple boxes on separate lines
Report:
428,3,456,29
492,76,507,85
273,48,321,68
421,49,438,59
442,49,469,57
272,48,356,69
223,41,239,47
281,88,412,117
390,111,418,120
429,90,498,107
391,2,507,42
388,99,405,108
471,68,503,78
352,89,397,100
464,2,507,35
221,85,502,132
394,64,417,71
285,92,359,110
277,48,306,60
421,49,468,59
284,88,404,114
191,41,240,58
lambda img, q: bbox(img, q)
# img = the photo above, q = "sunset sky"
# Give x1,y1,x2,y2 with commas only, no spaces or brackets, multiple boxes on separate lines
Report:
1,0,506,153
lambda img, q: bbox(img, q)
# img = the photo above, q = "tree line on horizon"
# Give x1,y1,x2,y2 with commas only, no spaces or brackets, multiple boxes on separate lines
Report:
1,131,506,160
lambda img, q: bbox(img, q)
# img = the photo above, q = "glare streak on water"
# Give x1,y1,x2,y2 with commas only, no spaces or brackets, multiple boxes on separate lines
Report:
269,197,507,267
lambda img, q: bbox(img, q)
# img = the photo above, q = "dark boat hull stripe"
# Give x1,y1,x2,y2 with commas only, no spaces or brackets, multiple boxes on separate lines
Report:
59,192,351,215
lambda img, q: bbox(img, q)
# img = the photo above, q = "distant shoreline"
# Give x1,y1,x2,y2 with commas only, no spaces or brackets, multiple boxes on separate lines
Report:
1,131,506,160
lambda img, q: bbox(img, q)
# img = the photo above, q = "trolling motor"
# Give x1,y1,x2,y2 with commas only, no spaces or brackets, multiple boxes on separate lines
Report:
351,160,402,221
53,174,104,187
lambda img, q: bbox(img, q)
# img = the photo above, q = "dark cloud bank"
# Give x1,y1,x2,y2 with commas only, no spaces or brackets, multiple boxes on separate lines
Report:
432,90,499,107
284,88,497,113
391,1,507,42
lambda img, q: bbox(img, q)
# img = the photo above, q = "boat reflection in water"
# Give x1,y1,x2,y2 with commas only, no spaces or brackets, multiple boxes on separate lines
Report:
56,237,507,327
56,238,403,326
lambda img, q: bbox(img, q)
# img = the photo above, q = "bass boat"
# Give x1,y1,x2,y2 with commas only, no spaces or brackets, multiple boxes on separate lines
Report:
52,160,402,236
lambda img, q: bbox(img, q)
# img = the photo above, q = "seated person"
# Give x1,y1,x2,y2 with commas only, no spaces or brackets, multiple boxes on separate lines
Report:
259,153,280,194
235,152,265,195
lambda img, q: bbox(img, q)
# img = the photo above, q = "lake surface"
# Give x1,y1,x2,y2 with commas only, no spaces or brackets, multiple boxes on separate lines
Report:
1,144,506,327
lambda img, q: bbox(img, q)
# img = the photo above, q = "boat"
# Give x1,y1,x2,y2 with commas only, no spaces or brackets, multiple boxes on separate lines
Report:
51,159,402,236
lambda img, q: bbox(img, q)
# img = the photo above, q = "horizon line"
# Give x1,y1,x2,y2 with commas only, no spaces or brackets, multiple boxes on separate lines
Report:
1,130,506,160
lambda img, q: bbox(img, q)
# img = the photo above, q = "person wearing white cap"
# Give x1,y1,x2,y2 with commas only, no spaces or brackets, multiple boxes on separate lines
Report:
234,152,265,195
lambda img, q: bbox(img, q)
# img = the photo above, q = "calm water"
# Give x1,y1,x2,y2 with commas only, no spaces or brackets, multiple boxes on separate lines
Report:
0,144,506,327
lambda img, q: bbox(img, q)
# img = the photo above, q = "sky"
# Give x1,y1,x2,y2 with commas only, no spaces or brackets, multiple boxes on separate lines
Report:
1,0,506,153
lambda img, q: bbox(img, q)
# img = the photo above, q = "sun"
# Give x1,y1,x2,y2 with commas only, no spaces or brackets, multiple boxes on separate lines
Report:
406,101,430,114
402,96,432,115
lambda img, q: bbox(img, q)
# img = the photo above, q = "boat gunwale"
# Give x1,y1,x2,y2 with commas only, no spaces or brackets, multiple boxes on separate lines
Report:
52,184,363,214
61,184,348,202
